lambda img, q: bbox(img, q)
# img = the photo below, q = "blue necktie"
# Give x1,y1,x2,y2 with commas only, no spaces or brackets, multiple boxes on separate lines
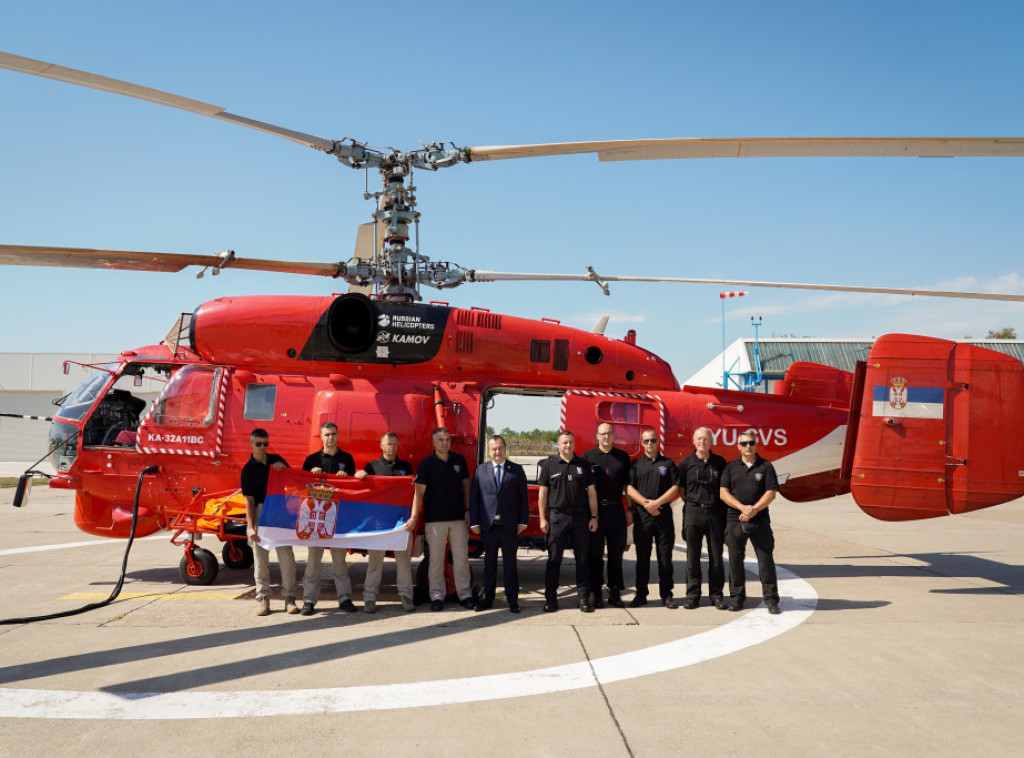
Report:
494,464,502,489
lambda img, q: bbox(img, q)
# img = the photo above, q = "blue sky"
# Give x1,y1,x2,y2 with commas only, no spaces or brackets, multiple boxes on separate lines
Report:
1,0,1022,387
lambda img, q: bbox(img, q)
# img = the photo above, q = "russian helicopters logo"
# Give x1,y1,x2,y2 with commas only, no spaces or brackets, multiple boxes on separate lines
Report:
297,481,338,540
889,376,908,410
377,314,390,328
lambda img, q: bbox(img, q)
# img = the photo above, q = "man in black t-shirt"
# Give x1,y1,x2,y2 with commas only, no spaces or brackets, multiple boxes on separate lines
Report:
412,427,474,611
355,431,416,613
299,422,359,615
720,429,781,614
241,428,296,616
627,428,681,608
581,423,632,609
538,430,599,613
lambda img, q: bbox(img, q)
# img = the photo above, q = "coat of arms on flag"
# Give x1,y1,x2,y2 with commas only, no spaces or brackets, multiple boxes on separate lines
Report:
297,481,338,539
258,468,413,551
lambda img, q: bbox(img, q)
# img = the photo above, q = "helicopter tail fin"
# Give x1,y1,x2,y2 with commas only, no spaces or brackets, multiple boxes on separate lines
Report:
848,334,1024,520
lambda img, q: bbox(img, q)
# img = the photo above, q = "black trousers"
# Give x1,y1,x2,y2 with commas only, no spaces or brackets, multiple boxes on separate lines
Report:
481,523,520,605
724,514,779,603
589,502,628,597
545,510,591,601
632,505,675,599
682,503,727,600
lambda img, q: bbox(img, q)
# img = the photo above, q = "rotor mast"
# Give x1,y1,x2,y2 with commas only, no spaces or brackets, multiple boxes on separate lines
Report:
331,140,471,302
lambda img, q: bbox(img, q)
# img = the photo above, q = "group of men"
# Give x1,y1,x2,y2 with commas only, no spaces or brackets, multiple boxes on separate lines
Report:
536,424,781,615
240,420,783,618
241,423,415,617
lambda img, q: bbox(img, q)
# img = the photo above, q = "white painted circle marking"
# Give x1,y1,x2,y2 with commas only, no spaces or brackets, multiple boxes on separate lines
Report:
0,542,818,719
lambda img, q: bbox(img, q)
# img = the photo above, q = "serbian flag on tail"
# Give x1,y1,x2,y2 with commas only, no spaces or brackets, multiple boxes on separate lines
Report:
258,468,413,551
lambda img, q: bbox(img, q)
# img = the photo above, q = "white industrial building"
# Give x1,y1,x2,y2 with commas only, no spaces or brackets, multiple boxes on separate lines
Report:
0,353,163,475
685,338,1024,392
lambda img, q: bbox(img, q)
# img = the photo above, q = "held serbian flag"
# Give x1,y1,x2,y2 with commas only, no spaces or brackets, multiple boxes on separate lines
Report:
258,468,413,551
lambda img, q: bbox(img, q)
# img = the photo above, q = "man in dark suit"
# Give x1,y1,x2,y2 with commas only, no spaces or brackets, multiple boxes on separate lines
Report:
469,434,529,613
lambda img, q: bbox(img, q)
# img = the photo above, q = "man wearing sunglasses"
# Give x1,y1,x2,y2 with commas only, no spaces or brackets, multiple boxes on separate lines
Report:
626,429,681,608
241,428,297,616
719,430,781,614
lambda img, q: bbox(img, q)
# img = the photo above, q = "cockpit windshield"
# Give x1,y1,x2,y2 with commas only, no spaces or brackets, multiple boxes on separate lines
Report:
55,364,117,422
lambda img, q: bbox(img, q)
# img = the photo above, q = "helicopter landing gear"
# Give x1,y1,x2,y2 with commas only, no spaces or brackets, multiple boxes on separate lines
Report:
178,543,219,585
221,539,254,570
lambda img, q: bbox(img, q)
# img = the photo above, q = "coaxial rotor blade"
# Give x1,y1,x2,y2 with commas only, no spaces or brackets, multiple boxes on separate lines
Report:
467,137,1024,162
0,51,337,153
467,270,1024,302
0,244,345,277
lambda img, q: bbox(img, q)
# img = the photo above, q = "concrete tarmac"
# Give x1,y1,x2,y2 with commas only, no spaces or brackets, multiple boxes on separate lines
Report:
0,486,1022,757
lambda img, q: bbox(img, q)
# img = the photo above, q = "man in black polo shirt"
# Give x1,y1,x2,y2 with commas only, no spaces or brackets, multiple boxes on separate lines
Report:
299,421,359,615
719,429,781,614
355,431,416,613
677,426,728,610
538,430,599,613
411,427,475,612
241,428,296,616
582,422,632,609
627,428,681,608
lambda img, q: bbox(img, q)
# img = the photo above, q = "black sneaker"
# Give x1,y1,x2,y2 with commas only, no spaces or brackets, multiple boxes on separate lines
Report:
338,598,357,613
300,602,316,616
430,599,444,612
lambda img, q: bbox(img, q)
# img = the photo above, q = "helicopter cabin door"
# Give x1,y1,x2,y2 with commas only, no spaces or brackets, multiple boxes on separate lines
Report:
137,365,229,457
560,390,667,459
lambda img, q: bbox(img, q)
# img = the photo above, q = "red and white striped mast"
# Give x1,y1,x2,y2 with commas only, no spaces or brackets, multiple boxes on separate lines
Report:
720,291,748,389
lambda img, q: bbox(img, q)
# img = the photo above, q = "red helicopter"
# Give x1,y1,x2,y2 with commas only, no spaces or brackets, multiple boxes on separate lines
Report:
3,51,1024,587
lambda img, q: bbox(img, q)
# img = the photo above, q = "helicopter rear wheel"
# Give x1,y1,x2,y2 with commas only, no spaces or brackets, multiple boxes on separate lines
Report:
179,546,219,585
222,540,254,570
222,540,253,569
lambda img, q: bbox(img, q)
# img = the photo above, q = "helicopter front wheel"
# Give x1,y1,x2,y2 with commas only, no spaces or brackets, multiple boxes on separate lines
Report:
179,545,219,585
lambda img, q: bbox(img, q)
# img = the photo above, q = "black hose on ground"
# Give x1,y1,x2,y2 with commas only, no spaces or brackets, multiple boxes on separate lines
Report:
0,465,160,624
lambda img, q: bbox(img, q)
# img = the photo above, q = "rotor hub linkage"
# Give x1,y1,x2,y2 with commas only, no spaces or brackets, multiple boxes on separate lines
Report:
335,141,472,301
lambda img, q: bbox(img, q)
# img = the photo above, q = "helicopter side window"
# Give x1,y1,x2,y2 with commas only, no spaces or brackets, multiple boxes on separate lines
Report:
151,366,221,427
552,339,570,371
243,383,277,421
530,340,551,363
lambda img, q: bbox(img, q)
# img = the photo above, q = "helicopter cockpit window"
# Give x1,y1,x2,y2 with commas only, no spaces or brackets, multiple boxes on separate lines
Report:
243,383,277,421
56,364,117,422
151,366,221,427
